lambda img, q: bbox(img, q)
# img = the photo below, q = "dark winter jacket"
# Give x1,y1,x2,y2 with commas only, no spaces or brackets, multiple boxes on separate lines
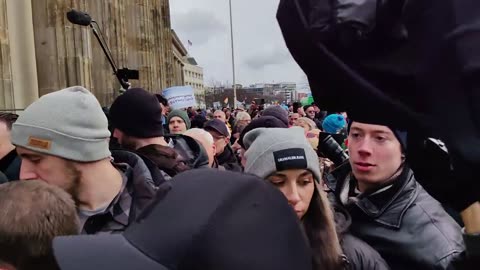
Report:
0,171,7,184
136,144,190,178
228,116,235,130
312,118,324,131
217,144,242,172
330,164,465,269
212,158,226,171
277,0,480,212
0,149,20,181
165,134,209,169
82,150,170,234
461,231,480,268
341,234,390,270
334,204,390,270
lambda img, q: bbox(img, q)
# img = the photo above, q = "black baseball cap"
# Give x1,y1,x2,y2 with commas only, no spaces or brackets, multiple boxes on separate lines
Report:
53,169,312,270
204,119,230,137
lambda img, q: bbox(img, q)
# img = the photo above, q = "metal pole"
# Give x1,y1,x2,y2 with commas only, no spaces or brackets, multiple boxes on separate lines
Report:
229,0,237,109
89,24,130,90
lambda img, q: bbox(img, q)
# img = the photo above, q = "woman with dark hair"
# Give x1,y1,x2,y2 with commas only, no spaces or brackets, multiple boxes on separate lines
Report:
243,127,389,270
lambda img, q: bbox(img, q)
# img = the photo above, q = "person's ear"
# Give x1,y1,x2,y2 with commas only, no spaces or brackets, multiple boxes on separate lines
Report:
212,144,216,153
112,128,124,141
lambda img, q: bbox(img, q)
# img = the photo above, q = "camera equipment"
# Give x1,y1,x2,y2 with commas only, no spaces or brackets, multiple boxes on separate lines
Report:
66,9,139,90
317,132,349,166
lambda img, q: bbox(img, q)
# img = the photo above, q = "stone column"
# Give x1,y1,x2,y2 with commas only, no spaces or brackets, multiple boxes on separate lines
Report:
6,0,39,111
0,0,14,111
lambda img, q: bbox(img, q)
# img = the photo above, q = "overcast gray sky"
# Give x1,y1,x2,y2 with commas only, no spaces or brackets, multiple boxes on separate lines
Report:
170,0,308,89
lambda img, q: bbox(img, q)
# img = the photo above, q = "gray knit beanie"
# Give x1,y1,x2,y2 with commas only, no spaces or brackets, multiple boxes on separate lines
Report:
11,86,111,162
244,127,321,181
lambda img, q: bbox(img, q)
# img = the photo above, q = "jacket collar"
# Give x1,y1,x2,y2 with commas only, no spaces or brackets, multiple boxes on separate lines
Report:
336,166,418,229
217,144,238,164
136,144,189,177
111,150,160,221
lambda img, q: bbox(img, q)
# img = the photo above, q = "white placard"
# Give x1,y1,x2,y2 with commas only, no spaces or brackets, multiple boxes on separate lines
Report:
162,86,197,109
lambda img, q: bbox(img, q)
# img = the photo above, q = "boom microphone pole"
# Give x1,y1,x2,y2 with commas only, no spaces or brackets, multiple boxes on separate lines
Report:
66,9,138,90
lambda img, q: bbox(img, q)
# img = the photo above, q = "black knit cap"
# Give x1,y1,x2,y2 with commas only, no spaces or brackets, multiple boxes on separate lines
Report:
348,120,407,153
109,88,164,138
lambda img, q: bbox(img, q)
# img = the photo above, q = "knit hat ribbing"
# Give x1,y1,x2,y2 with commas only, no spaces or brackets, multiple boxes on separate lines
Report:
348,120,407,152
244,127,321,181
322,114,347,134
11,86,111,162
109,88,164,138
167,110,191,130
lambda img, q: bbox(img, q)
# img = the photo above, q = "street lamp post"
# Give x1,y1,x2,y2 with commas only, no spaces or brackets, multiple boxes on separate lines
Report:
229,0,237,109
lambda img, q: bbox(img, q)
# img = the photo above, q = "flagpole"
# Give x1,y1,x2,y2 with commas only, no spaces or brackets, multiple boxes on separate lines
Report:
187,40,192,55
229,0,237,109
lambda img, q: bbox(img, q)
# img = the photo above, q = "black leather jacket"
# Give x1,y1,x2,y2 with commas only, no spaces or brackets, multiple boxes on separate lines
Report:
329,164,465,269
334,205,390,270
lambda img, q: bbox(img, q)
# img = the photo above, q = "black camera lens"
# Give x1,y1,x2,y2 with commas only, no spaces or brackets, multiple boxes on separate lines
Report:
318,133,349,166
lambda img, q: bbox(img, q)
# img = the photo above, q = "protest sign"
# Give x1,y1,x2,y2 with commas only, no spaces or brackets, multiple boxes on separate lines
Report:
162,86,197,109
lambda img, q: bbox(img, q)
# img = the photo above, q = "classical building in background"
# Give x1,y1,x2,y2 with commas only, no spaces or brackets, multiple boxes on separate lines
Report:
1,0,175,110
171,30,187,87
183,56,205,108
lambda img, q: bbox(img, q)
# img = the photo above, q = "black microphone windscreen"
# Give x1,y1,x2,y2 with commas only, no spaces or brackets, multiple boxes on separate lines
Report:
66,9,92,26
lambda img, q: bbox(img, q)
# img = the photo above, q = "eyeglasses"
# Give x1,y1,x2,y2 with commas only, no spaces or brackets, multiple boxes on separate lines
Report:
306,110,315,114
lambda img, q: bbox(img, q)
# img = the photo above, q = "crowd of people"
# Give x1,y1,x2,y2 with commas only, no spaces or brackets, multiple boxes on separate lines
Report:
0,85,477,270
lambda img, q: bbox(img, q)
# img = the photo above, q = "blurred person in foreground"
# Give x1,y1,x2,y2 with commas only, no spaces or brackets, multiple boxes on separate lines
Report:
53,170,313,270
0,180,79,270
